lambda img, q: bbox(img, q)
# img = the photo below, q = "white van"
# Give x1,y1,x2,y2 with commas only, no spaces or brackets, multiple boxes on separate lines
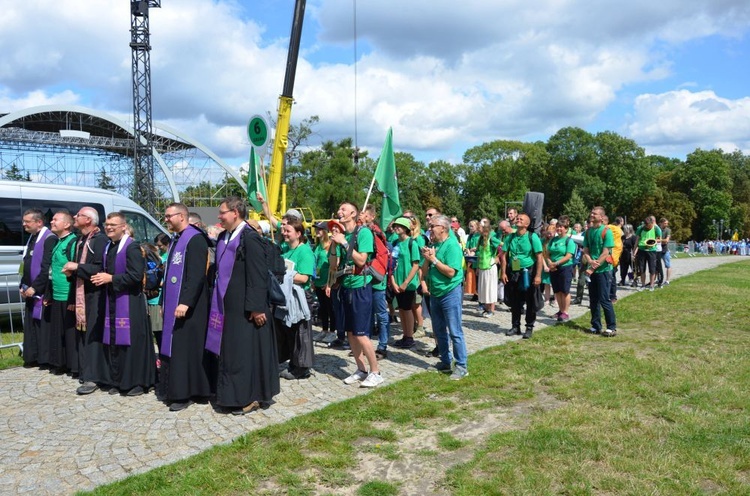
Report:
0,180,167,309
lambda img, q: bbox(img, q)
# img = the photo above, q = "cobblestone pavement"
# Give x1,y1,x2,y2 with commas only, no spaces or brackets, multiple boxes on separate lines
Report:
0,256,743,494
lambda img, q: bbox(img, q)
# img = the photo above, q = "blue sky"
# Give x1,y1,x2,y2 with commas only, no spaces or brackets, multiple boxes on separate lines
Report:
1,0,749,170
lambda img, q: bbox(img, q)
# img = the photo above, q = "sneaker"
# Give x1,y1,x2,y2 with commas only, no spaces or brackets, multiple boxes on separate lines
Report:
328,338,349,350
375,348,388,360
663,281,670,286
360,372,384,388
393,337,415,349
649,286,655,292
587,327,601,335
429,346,440,358
559,312,570,322
434,361,452,373
554,311,562,320
505,326,522,337
413,326,426,339
522,327,533,339
602,329,617,338
343,369,368,385
481,311,495,318
450,366,468,381
548,297,556,307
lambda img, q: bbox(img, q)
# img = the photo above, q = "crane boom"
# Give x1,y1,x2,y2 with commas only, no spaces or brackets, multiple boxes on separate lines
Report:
267,0,306,217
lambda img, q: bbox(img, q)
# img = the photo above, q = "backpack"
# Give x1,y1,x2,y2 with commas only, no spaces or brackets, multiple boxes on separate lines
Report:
585,225,619,265
140,244,164,300
349,224,392,283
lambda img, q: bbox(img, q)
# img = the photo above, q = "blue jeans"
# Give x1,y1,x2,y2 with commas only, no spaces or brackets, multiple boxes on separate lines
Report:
332,287,346,342
590,271,616,332
372,288,389,350
609,267,617,300
429,285,467,369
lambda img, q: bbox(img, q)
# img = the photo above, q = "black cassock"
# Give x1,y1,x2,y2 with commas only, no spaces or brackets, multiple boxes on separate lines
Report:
104,239,157,391
214,228,280,409
21,232,55,365
75,231,112,386
159,232,212,403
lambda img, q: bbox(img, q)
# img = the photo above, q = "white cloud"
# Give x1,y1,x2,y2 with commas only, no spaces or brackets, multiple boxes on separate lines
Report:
627,90,750,155
0,0,749,165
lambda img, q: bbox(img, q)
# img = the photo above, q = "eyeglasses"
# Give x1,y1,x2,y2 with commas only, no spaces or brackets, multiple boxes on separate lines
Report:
74,213,90,219
104,223,125,228
218,209,235,215
164,212,182,220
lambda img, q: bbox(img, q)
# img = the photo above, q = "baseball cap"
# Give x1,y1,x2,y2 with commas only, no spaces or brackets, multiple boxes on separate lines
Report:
285,208,303,220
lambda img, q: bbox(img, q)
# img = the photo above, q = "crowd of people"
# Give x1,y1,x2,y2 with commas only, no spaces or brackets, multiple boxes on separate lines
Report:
18,196,679,413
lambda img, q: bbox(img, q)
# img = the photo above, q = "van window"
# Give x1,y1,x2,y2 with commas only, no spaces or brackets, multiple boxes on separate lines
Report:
0,198,105,246
0,197,22,246
123,211,165,244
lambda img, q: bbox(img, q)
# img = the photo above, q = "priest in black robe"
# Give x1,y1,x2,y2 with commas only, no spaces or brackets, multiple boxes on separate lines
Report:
63,206,111,394
20,208,56,367
206,196,279,415
159,202,213,412
91,212,156,396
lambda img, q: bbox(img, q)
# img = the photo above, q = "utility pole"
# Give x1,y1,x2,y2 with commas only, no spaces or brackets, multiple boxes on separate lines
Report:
130,0,161,215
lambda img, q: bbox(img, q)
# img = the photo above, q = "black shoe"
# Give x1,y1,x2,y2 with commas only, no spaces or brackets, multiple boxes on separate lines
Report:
375,349,388,360
393,337,415,349
428,346,440,358
328,338,349,349
522,327,533,339
108,387,120,395
280,369,310,380
126,386,145,396
169,400,193,412
76,382,98,395
471,294,479,302
573,298,583,305
505,327,521,337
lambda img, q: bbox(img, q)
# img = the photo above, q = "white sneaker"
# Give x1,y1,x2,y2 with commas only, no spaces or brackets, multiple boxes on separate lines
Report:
343,369,368,385
360,372,384,388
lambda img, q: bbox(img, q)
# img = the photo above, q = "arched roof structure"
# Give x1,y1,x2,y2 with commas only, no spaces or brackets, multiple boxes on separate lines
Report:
0,105,246,201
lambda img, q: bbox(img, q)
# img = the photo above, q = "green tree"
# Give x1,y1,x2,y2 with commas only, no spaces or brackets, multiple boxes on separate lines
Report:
97,166,116,191
475,192,500,222
562,189,589,226
2,163,30,181
545,127,601,216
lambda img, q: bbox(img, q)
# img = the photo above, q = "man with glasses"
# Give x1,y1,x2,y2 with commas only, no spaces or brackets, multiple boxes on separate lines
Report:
421,214,467,379
20,208,56,367
159,203,212,411
90,212,156,396
63,207,111,394
207,197,280,414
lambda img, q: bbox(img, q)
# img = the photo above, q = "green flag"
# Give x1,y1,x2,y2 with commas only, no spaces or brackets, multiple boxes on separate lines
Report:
246,147,267,212
373,128,402,228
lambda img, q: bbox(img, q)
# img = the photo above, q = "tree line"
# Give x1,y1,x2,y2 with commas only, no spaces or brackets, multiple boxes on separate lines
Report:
179,118,749,243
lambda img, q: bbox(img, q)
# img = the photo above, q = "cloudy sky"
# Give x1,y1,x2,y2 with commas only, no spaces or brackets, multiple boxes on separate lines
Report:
1,0,749,168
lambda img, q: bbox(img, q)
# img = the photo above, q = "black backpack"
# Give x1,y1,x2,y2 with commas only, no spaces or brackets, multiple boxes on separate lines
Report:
140,244,164,299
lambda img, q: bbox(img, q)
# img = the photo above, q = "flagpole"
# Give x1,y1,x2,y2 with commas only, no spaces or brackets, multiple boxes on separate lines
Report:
362,174,377,213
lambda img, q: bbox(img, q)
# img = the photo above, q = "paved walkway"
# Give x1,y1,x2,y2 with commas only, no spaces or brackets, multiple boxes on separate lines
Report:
0,256,743,494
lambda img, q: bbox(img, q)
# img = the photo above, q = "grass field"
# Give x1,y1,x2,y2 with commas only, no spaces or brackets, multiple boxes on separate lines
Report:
80,260,750,495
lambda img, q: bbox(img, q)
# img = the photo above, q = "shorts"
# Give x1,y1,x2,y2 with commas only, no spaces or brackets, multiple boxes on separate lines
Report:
341,285,373,336
550,264,573,294
395,290,416,311
414,293,422,305
662,249,671,268
637,250,657,275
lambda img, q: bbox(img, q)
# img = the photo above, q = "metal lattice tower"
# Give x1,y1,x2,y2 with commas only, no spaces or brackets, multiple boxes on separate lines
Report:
130,0,161,215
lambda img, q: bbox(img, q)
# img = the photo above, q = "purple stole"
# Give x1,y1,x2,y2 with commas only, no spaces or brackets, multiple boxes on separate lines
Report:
28,227,53,321
205,223,246,355
103,236,133,346
161,225,201,357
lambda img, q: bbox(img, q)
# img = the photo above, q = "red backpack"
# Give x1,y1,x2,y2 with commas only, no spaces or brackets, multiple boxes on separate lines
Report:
349,224,392,283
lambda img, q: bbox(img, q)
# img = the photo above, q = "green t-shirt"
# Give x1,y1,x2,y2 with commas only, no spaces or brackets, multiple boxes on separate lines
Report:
635,225,662,251
476,235,501,270
547,235,576,267
501,231,543,270
313,243,330,288
50,233,77,302
341,227,373,289
387,231,400,245
465,232,480,250
583,225,615,273
394,237,420,290
283,242,315,291
414,232,427,264
425,236,464,298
